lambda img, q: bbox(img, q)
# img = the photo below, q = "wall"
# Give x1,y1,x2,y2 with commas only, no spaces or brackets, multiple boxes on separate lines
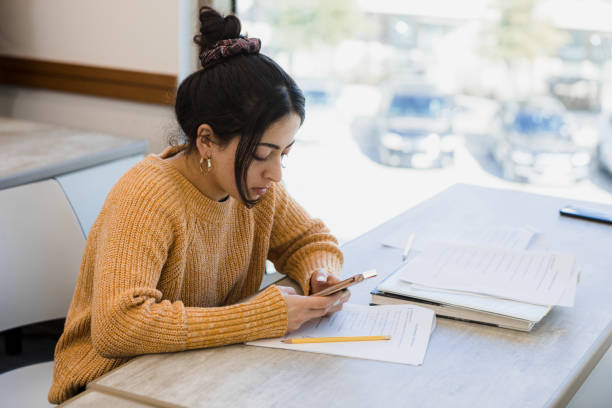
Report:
0,0,237,153
0,0,179,74
0,0,184,153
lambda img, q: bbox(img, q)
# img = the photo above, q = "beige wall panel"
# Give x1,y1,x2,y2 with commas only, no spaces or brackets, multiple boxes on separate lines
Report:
0,0,179,74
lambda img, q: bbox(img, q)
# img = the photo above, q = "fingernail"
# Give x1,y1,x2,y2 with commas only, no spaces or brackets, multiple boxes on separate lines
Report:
316,268,328,282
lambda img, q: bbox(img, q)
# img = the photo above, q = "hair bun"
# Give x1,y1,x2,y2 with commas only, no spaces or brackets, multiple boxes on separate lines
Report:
194,7,242,53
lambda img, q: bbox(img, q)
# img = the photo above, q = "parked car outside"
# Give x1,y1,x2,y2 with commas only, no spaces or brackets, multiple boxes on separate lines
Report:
375,82,458,169
548,75,602,112
298,78,340,109
597,114,612,177
598,139,612,177
295,78,342,144
493,97,597,185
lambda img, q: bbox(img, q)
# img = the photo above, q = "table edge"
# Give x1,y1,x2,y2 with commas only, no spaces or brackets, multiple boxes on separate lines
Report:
546,319,612,407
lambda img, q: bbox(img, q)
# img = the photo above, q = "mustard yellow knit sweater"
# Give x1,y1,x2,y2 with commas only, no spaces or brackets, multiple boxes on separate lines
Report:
49,147,343,404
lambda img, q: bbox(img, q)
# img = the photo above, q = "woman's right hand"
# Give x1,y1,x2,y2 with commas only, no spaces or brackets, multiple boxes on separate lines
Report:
277,286,350,333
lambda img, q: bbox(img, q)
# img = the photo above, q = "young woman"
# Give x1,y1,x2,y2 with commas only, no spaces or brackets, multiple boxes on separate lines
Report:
49,7,349,404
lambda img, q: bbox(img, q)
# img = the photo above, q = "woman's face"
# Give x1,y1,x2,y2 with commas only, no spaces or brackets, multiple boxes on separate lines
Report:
210,112,301,202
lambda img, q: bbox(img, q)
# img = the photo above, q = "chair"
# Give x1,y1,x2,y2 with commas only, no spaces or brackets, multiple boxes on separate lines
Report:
0,362,56,407
0,154,143,406
0,179,85,406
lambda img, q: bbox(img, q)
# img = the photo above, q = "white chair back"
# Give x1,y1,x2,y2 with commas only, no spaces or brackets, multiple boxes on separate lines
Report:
0,179,85,331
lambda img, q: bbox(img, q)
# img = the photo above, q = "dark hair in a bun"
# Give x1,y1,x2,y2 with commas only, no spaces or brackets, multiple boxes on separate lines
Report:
194,7,242,55
174,6,305,208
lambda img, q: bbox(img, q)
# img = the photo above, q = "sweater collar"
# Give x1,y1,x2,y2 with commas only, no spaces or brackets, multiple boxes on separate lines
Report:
148,145,238,223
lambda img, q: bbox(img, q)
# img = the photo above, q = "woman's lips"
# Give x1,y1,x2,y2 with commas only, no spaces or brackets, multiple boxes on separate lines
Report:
252,187,267,196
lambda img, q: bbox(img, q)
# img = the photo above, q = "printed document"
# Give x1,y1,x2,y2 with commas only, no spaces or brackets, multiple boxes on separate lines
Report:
378,271,551,321
398,242,575,306
247,303,436,365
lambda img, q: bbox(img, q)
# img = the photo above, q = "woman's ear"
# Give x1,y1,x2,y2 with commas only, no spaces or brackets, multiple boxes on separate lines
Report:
195,124,215,157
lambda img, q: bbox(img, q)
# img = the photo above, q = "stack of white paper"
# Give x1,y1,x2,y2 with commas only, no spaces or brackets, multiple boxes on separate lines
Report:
372,226,579,331
398,242,578,307
377,272,552,322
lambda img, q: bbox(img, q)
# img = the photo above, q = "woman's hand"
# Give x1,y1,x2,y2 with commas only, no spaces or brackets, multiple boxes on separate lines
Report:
310,267,340,295
277,285,350,333
309,267,351,317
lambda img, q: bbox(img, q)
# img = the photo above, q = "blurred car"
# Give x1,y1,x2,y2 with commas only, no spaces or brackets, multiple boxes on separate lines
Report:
375,83,458,168
548,75,602,112
598,139,612,177
493,97,596,185
298,78,339,109
598,114,612,177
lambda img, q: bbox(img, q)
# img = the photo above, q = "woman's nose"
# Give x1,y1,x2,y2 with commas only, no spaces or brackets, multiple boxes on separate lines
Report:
265,156,283,182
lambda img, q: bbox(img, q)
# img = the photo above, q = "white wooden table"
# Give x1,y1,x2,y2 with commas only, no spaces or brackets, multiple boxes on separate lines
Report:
84,184,611,408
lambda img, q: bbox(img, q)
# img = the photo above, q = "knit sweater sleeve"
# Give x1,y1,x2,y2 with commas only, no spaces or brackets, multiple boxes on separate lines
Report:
90,177,287,359
267,183,344,295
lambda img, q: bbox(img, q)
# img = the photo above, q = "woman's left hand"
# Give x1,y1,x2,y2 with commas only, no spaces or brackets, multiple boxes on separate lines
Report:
309,268,350,316
309,268,342,295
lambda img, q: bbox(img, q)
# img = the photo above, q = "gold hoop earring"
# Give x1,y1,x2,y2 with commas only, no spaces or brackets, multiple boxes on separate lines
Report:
199,155,212,175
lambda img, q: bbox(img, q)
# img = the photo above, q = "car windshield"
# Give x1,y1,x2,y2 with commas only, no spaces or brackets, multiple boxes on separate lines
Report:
513,111,565,134
389,95,448,117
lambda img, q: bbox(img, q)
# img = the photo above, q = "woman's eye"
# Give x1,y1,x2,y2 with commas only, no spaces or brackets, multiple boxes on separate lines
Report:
253,150,270,161
252,149,291,164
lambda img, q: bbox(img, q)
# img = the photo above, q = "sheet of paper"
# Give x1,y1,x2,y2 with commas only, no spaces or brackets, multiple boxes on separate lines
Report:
378,272,551,321
246,303,436,366
381,226,537,251
398,242,575,306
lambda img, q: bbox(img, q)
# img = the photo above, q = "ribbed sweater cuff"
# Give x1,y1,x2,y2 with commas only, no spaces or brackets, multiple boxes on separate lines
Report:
292,252,344,295
185,286,288,349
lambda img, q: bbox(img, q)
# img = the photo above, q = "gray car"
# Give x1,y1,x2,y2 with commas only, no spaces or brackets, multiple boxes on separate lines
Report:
493,98,595,185
376,83,457,168
597,114,612,177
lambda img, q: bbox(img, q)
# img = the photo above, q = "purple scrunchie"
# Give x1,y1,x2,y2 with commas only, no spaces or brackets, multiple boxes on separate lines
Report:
199,37,261,68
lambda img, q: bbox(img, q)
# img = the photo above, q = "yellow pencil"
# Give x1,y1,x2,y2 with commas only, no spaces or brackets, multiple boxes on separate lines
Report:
281,335,391,344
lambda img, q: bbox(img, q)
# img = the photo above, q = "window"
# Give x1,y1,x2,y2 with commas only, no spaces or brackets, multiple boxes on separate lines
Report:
238,0,612,243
